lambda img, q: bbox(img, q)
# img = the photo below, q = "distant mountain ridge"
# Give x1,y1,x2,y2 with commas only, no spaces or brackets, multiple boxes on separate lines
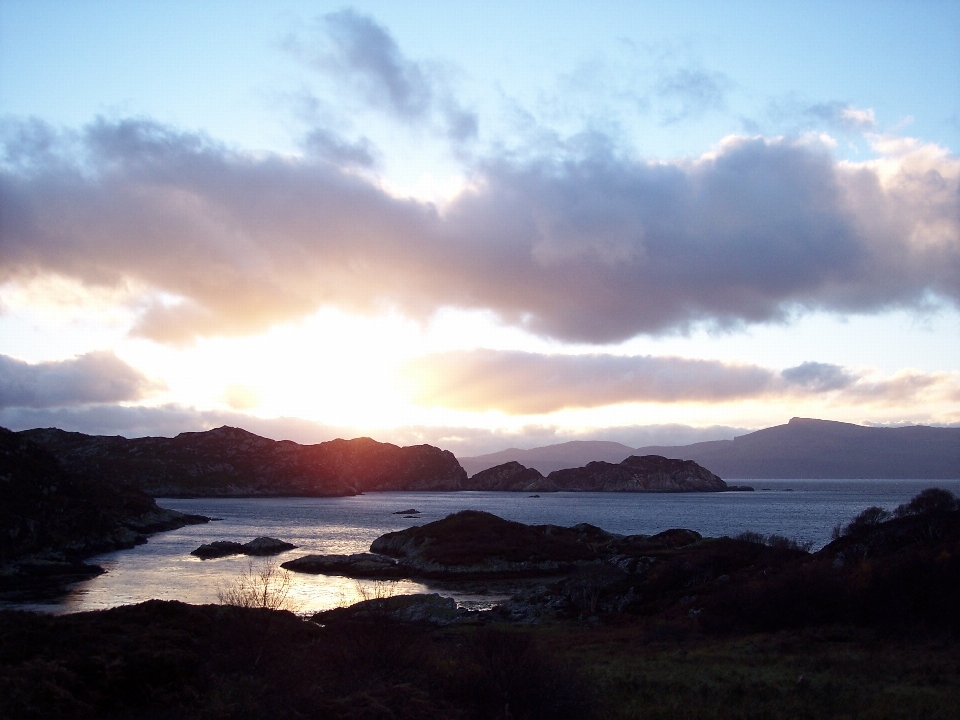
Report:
459,419,960,479
637,418,960,479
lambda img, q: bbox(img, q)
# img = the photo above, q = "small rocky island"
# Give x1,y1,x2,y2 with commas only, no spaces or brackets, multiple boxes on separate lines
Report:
191,537,297,559
469,454,731,492
283,509,705,580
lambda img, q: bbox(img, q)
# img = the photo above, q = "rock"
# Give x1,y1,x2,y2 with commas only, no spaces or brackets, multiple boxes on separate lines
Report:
282,553,405,578
242,537,297,555
191,541,245,559
192,537,297,559
369,510,611,578
547,455,727,492
393,508,420,514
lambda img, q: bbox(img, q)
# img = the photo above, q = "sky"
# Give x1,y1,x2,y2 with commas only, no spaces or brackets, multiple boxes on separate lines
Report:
1,0,958,456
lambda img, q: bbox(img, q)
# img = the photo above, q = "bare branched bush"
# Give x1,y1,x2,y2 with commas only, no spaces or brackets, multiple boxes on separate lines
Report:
216,560,298,612
734,531,813,552
353,579,398,604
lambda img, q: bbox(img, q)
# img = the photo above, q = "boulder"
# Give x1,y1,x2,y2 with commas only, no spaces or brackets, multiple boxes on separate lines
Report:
243,537,297,555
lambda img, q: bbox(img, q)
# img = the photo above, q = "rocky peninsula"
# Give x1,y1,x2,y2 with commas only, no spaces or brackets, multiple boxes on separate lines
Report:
0,428,207,596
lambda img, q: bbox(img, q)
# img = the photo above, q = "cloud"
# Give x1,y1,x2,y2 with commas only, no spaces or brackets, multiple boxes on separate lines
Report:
0,402,746,456
804,102,877,130
780,361,856,392
657,68,730,122
1,118,958,345
289,10,478,141
301,128,378,168
321,9,432,120
404,350,776,413
402,350,960,414
0,351,164,409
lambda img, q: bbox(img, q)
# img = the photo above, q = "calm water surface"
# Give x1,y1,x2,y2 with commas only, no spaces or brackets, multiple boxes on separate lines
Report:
9,479,959,616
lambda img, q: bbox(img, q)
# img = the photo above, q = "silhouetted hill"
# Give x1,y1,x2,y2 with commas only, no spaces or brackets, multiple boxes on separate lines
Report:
0,428,206,586
17,426,467,497
459,440,636,476
636,417,960,479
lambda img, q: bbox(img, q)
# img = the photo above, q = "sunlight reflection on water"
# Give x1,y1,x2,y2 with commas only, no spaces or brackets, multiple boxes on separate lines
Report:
9,480,959,616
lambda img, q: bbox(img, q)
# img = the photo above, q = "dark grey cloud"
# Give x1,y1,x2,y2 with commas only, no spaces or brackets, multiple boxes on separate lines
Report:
0,351,163,409
0,402,745,457
403,350,960,414
1,117,957,344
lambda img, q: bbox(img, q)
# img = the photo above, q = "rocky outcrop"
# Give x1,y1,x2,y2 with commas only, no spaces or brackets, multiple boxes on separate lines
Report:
313,593,468,626
0,428,208,590
465,461,554,491
284,510,704,581
282,552,405,578
191,536,297,559
547,455,727,492
18,426,467,498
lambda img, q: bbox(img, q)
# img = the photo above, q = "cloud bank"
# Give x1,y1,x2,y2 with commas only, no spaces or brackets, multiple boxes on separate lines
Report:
0,351,163,409
0,402,745,456
403,351,960,414
1,117,957,345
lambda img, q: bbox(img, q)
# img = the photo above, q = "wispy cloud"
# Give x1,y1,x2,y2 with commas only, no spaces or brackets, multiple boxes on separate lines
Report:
656,67,731,123
286,10,477,141
0,351,164,409
1,119,957,344
402,350,960,414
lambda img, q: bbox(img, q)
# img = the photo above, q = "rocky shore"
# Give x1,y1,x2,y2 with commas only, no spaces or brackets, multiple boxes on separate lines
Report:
0,428,208,597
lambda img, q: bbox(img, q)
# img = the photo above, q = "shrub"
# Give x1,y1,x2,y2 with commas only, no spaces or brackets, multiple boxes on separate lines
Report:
842,506,891,536
894,487,959,518
216,560,297,612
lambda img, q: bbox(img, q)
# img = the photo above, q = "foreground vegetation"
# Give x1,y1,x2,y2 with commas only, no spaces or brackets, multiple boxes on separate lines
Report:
2,488,959,719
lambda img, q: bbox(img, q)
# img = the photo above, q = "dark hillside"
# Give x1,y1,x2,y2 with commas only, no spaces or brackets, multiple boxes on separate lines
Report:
0,428,206,589
18,426,467,497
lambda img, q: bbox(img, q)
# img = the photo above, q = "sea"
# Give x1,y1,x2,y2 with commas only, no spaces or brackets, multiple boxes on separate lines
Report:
7,479,960,616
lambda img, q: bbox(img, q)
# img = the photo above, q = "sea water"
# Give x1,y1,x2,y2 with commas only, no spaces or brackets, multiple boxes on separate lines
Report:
8,479,959,616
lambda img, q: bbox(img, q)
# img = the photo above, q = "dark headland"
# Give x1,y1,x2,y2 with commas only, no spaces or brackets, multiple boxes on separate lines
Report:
0,428,207,598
